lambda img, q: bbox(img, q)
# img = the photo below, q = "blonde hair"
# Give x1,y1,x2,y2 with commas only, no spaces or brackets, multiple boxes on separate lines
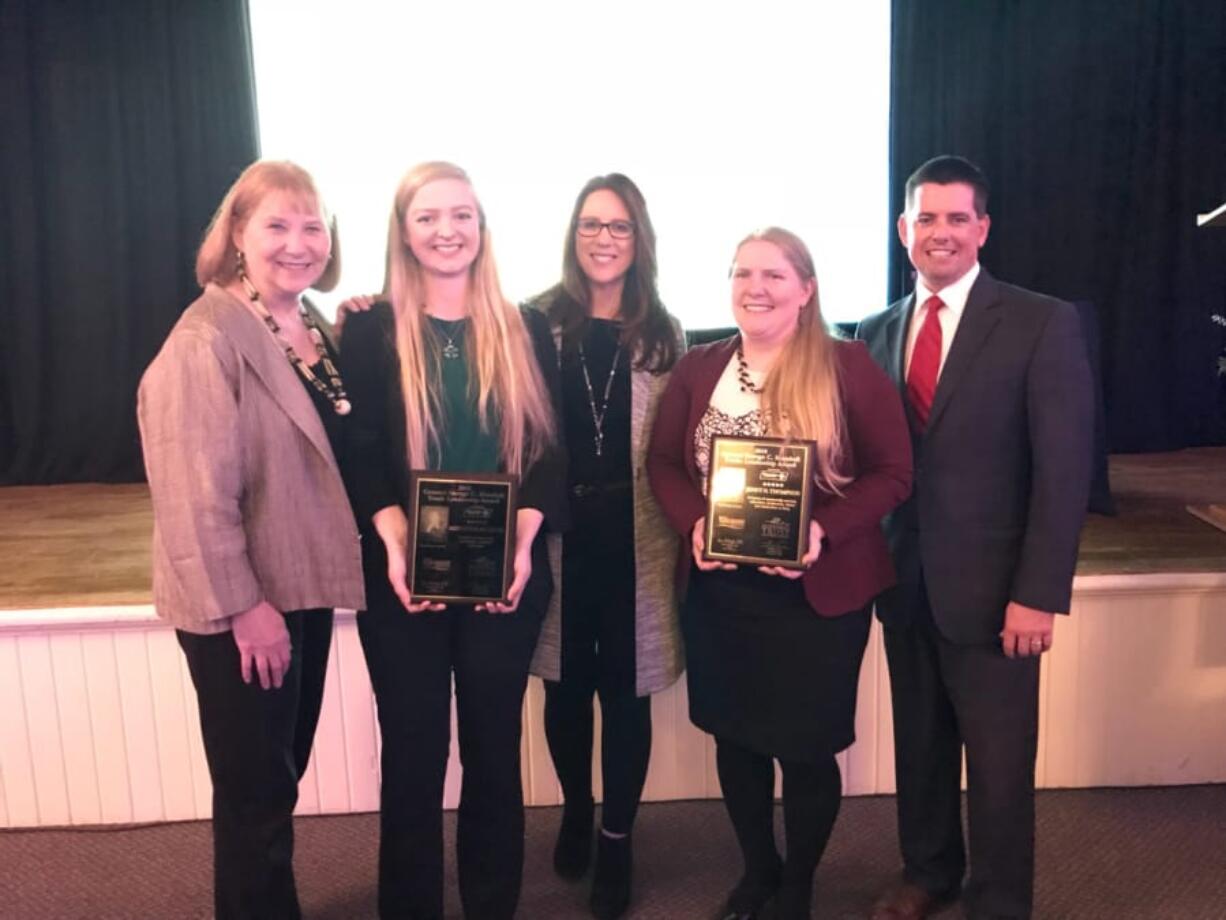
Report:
383,161,555,477
735,227,850,492
195,160,341,291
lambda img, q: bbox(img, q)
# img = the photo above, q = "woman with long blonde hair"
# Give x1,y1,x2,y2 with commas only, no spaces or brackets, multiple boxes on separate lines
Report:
338,161,565,920
646,228,912,919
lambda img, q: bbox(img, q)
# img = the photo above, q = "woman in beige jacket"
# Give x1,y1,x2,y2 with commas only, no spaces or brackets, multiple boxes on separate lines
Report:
137,160,363,920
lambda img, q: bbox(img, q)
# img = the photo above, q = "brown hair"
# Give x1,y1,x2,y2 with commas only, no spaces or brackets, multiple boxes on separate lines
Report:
548,173,679,373
195,160,341,291
904,155,990,217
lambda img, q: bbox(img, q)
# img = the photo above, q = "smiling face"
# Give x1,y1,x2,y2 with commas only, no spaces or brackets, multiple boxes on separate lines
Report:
898,181,990,292
403,177,482,278
574,188,636,290
232,190,331,305
730,239,816,348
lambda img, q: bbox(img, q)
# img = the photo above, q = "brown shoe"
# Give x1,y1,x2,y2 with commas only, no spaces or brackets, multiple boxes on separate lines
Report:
870,882,951,920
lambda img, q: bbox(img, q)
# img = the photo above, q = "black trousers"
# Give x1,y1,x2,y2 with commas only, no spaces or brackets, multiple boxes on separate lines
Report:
544,530,651,835
358,566,547,920
883,588,1041,920
177,608,334,920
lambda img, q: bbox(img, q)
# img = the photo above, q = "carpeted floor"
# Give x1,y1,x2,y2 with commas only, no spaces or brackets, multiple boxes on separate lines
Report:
2,785,1224,919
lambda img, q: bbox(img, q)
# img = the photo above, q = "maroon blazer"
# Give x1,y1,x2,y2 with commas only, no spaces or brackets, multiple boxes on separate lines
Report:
646,335,913,617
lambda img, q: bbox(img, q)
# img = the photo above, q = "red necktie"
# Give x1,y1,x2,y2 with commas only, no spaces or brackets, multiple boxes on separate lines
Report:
906,295,945,432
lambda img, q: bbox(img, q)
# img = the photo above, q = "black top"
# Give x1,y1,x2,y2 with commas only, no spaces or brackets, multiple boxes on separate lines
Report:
559,318,634,550
561,318,632,487
337,302,568,532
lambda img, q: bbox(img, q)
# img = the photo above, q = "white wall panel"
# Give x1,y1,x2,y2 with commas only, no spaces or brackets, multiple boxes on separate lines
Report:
4,574,1226,828
0,637,37,825
145,629,200,821
81,633,135,822
17,635,71,825
334,624,380,813
48,635,102,824
113,630,166,823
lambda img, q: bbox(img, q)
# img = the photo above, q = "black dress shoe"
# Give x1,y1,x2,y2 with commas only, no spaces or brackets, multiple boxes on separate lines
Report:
589,831,632,919
553,800,595,880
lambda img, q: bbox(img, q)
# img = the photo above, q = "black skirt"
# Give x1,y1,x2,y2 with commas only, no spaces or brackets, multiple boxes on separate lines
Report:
682,566,871,763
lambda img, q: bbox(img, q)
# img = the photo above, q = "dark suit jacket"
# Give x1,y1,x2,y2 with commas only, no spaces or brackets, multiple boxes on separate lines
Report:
856,269,1094,645
646,335,913,617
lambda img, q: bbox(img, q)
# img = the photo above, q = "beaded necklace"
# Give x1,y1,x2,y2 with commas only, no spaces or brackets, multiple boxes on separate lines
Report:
240,272,352,416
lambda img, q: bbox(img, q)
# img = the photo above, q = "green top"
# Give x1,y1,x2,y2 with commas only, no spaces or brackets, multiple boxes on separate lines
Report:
428,316,501,473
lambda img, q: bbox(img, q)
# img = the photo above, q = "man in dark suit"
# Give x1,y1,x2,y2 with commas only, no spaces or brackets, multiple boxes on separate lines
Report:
856,156,1093,920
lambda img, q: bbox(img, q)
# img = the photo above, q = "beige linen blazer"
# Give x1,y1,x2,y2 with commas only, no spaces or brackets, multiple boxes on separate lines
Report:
137,284,364,634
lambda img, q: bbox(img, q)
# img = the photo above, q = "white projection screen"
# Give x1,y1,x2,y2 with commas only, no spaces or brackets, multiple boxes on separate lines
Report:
249,0,890,327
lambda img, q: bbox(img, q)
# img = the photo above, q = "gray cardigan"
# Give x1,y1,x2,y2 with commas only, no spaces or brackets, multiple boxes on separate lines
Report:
528,301,685,696
138,284,365,634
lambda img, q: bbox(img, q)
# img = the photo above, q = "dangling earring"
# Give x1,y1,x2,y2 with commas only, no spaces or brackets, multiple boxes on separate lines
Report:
235,250,260,302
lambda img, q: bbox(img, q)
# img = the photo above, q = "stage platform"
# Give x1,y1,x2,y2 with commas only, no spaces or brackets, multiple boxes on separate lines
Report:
2,450,1225,828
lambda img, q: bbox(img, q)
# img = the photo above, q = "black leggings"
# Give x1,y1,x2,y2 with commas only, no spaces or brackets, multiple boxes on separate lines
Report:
714,736,843,891
545,529,651,835
544,681,651,834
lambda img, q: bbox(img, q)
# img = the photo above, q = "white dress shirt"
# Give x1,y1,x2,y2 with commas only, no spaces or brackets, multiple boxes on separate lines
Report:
903,262,981,379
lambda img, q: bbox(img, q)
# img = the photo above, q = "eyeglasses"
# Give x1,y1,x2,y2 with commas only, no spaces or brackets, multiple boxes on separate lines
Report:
576,218,635,239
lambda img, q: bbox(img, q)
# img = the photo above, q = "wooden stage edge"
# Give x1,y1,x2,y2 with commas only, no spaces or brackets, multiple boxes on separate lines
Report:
3,448,1226,613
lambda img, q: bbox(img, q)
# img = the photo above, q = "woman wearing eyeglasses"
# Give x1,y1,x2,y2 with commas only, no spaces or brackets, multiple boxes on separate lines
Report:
647,228,911,919
525,174,684,919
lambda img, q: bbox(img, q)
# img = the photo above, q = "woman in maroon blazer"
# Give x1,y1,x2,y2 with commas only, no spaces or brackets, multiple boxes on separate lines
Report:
646,227,912,920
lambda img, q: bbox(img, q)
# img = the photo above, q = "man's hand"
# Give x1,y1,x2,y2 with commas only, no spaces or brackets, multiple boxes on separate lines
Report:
1000,601,1057,659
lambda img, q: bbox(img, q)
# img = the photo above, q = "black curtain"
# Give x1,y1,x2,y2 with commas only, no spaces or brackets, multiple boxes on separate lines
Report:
889,0,1226,452
1,0,259,483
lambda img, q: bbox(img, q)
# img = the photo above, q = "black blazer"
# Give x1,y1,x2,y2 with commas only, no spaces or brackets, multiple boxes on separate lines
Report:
856,269,1094,645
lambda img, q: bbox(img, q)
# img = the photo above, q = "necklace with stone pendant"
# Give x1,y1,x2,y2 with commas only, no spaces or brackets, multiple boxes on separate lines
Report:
431,316,463,359
579,340,624,457
441,331,461,360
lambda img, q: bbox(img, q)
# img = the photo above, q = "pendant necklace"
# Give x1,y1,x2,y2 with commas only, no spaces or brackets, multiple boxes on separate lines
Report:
241,273,352,415
429,315,463,359
579,340,624,457
440,329,461,360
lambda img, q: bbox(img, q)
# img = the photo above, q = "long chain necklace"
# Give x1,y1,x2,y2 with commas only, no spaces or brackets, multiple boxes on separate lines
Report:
241,273,352,415
735,346,764,394
578,340,624,457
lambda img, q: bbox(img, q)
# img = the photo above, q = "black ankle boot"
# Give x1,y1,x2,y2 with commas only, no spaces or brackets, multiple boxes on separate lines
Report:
554,800,595,880
589,830,632,919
